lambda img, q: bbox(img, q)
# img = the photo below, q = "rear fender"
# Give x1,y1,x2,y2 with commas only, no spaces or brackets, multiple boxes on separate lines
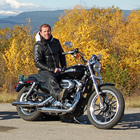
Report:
15,77,37,92
16,84,24,92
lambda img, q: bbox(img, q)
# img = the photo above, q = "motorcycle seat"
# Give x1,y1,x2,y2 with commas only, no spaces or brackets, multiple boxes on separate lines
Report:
29,74,44,82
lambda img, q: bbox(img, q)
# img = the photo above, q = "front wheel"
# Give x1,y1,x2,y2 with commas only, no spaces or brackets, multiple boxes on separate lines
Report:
87,86,125,129
16,87,43,121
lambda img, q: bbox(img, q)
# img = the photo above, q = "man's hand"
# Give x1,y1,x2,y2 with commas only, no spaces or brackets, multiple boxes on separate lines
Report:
54,68,61,73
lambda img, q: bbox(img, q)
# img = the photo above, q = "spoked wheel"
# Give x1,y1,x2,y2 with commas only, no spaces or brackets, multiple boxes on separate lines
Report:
16,87,43,121
87,86,125,129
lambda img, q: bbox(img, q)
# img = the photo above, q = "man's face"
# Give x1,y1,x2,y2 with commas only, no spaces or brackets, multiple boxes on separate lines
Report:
40,26,51,40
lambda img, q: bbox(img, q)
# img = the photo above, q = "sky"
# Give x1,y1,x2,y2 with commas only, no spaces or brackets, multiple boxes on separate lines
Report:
0,0,140,16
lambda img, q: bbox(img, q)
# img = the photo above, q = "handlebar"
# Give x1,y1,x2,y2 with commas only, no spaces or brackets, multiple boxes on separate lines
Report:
62,48,79,55
62,48,87,63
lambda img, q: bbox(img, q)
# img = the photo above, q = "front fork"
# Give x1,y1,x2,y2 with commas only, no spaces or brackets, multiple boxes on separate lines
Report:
88,63,104,109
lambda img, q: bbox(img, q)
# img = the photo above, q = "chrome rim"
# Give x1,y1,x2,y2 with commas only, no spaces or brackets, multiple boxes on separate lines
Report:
89,90,119,125
19,92,37,115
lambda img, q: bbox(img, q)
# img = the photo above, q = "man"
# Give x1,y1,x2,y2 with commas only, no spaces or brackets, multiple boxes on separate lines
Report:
33,24,66,101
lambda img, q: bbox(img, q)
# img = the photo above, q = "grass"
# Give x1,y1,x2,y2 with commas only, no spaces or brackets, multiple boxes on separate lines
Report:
124,95,140,108
0,92,18,103
0,92,140,108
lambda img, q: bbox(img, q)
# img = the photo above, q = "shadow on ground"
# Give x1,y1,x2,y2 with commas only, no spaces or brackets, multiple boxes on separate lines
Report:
116,113,140,130
0,111,20,120
60,113,140,130
0,111,140,130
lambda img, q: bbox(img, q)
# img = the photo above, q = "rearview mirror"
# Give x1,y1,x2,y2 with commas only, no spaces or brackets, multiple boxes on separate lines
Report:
64,42,72,48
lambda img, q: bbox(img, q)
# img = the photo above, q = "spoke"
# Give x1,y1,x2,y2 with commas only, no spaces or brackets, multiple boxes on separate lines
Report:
94,108,101,112
110,100,117,105
108,96,114,103
110,110,116,116
95,104,100,107
108,110,116,120
100,112,105,122
104,112,108,122
96,110,103,116
107,111,112,121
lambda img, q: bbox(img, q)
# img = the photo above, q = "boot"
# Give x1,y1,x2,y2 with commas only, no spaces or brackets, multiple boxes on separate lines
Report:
59,89,68,101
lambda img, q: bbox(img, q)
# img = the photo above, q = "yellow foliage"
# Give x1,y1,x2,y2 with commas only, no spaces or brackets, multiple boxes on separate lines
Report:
52,5,140,94
0,6,139,94
115,10,140,75
2,20,37,91
53,6,126,67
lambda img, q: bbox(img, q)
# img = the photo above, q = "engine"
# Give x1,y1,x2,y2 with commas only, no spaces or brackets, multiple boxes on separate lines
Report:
60,79,75,90
60,79,83,102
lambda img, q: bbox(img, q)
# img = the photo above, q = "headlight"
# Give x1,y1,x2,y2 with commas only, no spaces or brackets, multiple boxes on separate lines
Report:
89,55,97,64
93,61,101,72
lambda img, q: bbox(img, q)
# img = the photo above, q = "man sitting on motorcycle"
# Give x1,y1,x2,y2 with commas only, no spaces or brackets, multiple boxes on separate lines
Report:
33,23,67,101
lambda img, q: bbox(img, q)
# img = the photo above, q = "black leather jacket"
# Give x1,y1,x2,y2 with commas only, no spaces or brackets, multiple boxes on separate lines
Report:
33,35,66,72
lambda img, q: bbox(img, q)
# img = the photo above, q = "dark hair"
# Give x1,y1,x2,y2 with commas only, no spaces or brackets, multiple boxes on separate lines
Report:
40,24,51,32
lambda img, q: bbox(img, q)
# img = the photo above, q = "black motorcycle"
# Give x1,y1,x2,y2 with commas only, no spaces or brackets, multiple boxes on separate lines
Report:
12,42,125,129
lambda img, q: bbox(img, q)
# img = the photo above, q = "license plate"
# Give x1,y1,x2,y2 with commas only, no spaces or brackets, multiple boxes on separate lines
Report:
18,75,27,81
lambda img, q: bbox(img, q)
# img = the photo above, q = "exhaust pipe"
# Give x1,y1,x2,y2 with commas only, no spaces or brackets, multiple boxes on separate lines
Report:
12,96,53,107
12,91,80,115
37,91,80,115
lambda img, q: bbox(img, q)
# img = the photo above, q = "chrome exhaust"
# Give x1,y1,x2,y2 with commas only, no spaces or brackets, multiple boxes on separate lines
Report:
12,91,80,115
37,91,80,115
12,96,53,107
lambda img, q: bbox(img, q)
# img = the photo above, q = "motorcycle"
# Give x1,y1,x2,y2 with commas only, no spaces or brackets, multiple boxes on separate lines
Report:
12,42,125,129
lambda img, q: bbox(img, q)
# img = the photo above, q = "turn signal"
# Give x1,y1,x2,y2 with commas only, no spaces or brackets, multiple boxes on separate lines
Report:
14,85,17,89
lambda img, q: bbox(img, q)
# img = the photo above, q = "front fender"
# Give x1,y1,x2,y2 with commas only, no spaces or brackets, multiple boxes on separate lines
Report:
90,83,115,95
98,83,115,89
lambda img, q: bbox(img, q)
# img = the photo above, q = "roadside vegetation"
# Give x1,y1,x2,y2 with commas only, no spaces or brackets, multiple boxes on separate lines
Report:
0,6,139,107
0,92,140,108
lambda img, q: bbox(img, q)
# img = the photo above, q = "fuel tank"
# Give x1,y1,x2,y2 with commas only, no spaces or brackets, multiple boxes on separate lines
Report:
60,64,87,79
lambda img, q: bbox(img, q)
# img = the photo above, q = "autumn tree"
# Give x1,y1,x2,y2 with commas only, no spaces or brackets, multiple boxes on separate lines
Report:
0,28,12,89
0,6,139,95
2,20,37,91
113,10,140,95
53,5,140,95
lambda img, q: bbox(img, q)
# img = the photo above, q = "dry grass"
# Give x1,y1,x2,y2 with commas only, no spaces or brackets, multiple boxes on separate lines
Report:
124,95,140,108
0,92,140,108
0,92,18,103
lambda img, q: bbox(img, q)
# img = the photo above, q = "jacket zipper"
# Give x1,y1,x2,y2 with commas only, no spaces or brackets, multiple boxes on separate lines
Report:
47,44,56,68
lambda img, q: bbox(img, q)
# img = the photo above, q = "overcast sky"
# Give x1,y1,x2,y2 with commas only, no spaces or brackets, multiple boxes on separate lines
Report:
0,0,140,16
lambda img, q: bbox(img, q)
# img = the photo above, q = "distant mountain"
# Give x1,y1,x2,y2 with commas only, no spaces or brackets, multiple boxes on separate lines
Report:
0,10,131,33
0,10,64,33
0,16,8,19
122,10,132,17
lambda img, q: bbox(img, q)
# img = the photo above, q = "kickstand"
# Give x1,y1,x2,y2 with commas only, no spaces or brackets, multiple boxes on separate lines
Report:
72,117,81,124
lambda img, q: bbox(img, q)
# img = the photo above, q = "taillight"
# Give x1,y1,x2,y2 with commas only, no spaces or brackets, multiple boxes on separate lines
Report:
26,80,34,83
14,85,17,89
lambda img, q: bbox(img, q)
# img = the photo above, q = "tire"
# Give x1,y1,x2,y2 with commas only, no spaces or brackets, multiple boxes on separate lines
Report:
87,86,125,129
16,87,43,121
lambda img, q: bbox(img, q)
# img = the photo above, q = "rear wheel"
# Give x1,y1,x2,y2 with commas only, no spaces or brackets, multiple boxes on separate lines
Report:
16,87,43,121
87,86,125,129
